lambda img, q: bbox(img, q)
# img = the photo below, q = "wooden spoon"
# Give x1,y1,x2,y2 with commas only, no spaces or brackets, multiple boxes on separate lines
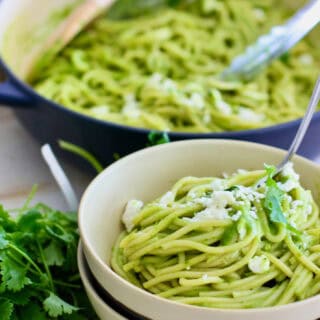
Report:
24,0,116,81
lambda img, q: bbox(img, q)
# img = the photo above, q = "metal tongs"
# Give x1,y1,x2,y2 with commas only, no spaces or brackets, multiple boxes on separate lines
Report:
222,0,320,81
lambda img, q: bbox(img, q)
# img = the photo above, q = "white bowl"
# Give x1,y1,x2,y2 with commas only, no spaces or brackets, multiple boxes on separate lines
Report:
79,140,320,320
77,242,126,320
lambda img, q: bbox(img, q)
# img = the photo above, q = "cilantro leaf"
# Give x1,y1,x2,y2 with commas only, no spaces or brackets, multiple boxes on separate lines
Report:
264,182,286,224
0,206,15,231
43,292,79,317
0,203,97,319
17,210,42,233
263,165,287,224
43,241,65,267
147,131,170,146
263,165,305,239
0,228,8,250
2,288,34,306
0,299,13,320
20,302,48,320
0,257,32,292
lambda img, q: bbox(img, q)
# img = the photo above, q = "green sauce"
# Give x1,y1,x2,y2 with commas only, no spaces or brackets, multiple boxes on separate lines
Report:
30,0,320,133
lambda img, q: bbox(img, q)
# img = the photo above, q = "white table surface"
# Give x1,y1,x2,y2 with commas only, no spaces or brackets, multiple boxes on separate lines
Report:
0,106,92,210
1,105,320,211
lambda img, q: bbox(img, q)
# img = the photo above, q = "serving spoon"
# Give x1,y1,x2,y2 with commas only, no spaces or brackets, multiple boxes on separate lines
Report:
25,0,320,81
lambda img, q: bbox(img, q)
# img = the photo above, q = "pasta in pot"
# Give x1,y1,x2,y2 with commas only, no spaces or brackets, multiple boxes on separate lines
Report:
31,0,319,132
111,163,320,309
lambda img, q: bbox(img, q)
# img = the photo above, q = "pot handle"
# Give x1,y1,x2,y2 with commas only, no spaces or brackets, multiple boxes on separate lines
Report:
0,79,32,106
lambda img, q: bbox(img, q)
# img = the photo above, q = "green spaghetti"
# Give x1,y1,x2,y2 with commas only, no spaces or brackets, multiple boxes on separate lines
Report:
111,163,320,309
30,0,320,133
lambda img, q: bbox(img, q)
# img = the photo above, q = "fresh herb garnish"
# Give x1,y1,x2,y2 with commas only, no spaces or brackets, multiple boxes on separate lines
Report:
59,140,104,173
263,165,301,236
263,165,287,224
147,131,171,146
0,203,97,320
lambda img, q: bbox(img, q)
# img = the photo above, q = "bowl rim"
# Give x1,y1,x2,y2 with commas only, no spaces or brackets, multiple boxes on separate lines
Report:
79,139,320,316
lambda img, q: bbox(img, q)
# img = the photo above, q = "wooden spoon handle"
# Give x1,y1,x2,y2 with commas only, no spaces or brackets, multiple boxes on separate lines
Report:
24,0,116,80
52,0,115,48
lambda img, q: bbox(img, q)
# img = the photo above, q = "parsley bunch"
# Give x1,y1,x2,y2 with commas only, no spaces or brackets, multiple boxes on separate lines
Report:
0,203,97,319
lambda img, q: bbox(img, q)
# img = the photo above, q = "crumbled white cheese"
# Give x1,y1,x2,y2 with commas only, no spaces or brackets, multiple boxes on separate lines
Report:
253,8,266,21
281,162,300,181
122,200,144,231
284,194,293,204
202,274,209,281
91,105,110,117
188,191,197,199
148,73,177,94
191,92,205,109
162,79,177,92
184,207,229,222
231,211,242,221
194,197,212,207
299,54,313,65
203,113,211,124
180,92,205,109
238,107,264,123
238,223,246,240
212,191,235,208
248,208,258,219
248,255,270,274
211,179,226,191
211,89,232,115
234,185,265,202
149,73,163,85
291,200,303,210
277,163,300,192
184,191,235,222
123,94,140,118
159,191,175,206
277,180,298,192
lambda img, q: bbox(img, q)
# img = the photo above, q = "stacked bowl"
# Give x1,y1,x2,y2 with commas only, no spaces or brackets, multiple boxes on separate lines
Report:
78,140,320,320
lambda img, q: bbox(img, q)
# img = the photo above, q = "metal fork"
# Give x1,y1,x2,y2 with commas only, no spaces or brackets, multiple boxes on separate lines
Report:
255,75,320,187
222,0,320,81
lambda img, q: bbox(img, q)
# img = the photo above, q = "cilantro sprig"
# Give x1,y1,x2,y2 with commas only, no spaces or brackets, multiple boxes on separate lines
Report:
147,131,171,146
0,204,97,320
263,165,301,236
263,165,287,224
